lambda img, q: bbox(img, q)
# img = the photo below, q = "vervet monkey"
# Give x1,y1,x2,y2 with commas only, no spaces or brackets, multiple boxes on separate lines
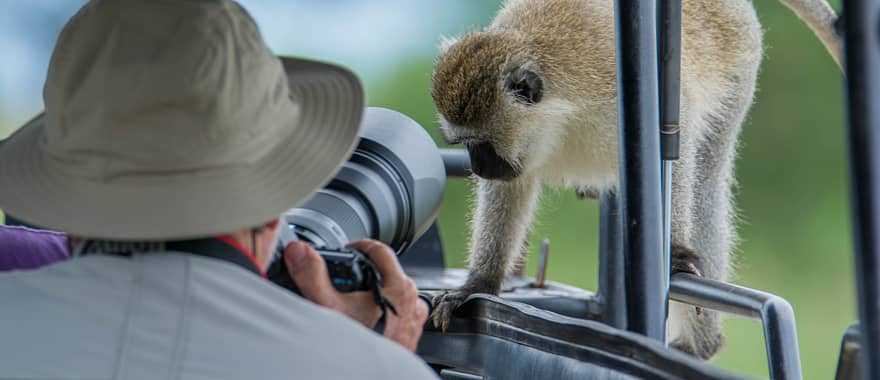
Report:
430,0,842,359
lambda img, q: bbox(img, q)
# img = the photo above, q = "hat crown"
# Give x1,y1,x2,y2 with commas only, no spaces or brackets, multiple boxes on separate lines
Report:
42,0,297,181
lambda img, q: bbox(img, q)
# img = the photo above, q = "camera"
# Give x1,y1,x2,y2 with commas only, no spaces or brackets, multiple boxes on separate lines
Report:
268,245,381,294
267,107,446,294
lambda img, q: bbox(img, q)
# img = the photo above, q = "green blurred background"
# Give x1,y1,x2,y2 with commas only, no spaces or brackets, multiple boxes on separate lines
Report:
0,1,851,378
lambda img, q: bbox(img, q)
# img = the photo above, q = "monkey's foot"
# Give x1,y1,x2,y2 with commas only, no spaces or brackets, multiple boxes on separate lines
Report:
670,331,725,360
671,245,703,278
431,288,479,332
669,246,726,360
671,245,704,315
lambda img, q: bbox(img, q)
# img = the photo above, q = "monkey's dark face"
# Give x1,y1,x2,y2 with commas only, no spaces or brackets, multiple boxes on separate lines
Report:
431,32,562,181
461,68,542,180
465,141,520,180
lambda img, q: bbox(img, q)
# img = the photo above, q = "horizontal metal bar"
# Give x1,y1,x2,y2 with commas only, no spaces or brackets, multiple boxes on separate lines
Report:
670,273,802,380
439,369,483,380
440,148,471,178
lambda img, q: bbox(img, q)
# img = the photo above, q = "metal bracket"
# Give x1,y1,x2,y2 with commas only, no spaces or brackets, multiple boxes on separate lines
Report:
670,273,802,380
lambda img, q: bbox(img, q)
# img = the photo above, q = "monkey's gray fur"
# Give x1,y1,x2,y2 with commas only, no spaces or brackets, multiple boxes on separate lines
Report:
430,0,841,360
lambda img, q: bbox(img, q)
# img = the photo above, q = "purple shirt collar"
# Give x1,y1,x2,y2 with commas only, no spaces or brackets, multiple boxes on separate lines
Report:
0,225,70,271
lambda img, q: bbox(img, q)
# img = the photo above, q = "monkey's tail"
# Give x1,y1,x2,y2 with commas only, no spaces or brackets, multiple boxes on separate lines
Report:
777,0,843,69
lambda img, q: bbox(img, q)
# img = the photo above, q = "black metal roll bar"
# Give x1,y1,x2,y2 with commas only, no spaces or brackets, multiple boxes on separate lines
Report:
614,0,667,342
841,0,880,379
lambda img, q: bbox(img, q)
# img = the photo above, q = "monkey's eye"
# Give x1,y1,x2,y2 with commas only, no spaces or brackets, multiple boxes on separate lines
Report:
505,68,543,105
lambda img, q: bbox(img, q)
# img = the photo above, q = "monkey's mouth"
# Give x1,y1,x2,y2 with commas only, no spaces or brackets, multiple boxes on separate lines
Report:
466,142,521,181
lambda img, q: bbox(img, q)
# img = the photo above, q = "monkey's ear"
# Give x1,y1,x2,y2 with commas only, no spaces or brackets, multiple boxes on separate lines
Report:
505,68,543,105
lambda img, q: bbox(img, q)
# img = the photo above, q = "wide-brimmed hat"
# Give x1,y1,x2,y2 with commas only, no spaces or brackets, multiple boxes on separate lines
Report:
0,0,364,240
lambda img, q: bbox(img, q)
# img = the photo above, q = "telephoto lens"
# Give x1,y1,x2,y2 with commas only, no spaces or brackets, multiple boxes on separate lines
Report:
267,107,446,294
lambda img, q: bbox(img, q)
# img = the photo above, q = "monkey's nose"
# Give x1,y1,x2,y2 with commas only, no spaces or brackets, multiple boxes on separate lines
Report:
466,142,520,181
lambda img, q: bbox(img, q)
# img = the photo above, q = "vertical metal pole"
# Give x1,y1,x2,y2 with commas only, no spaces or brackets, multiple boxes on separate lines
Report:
658,0,682,345
598,192,627,329
841,0,880,378
614,0,666,341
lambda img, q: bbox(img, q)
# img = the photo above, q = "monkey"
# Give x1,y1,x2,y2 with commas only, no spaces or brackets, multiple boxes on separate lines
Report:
429,0,842,360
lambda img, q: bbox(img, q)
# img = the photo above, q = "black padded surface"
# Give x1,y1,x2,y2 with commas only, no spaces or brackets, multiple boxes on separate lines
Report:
418,295,747,380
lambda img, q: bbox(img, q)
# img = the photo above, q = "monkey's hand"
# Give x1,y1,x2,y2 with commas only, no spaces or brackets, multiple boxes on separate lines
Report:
671,245,704,315
431,283,496,332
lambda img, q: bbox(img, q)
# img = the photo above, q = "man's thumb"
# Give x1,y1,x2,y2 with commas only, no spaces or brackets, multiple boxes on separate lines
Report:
283,241,337,306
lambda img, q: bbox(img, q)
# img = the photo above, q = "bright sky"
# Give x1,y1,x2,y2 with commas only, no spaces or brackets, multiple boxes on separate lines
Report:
0,0,494,132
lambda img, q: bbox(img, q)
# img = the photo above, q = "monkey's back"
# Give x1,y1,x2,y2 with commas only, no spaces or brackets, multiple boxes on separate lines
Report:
488,0,764,108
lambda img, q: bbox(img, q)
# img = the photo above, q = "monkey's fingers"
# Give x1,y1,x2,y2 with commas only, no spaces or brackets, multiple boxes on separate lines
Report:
430,290,470,333
430,304,450,332
671,259,703,279
430,292,452,332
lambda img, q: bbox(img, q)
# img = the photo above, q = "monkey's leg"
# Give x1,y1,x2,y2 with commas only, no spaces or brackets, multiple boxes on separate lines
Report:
432,176,541,331
672,70,759,360
658,126,721,358
667,135,731,359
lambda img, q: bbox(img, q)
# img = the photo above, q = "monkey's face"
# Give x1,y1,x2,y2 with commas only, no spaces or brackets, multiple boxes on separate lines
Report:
431,32,571,181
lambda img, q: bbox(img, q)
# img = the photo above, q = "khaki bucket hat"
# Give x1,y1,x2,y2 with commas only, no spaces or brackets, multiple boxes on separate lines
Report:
0,0,364,240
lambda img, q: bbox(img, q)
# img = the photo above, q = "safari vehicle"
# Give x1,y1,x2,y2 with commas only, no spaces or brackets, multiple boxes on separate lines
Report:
396,1,878,379
2,1,877,380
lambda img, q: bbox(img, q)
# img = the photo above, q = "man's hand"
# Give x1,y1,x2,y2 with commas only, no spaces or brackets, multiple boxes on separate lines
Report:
283,240,429,352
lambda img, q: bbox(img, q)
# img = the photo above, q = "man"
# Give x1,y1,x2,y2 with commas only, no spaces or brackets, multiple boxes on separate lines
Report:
0,0,436,379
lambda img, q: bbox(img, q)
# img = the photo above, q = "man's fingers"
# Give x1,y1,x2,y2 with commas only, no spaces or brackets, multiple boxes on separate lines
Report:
347,240,407,285
284,241,337,307
344,240,427,351
339,292,383,327
383,292,429,352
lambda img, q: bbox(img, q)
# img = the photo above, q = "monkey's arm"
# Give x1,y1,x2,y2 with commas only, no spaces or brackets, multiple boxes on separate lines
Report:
465,176,541,292
432,176,540,330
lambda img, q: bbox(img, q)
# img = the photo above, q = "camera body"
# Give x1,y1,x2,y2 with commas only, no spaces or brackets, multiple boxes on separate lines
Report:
267,245,380,294
267,107,445,294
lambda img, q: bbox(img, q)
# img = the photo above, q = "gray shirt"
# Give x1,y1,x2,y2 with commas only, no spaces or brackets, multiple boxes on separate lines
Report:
0,252,438,379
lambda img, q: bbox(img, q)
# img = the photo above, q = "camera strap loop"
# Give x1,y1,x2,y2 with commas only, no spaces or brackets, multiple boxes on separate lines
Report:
373,280,397,335
374,286,398,317
370,282,397,335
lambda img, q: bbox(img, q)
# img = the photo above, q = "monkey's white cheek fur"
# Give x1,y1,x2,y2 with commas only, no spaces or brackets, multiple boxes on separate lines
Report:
510,98,577,175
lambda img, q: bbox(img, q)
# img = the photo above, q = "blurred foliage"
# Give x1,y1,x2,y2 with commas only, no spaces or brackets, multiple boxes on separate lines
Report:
0,1,853,379
371,1,851,379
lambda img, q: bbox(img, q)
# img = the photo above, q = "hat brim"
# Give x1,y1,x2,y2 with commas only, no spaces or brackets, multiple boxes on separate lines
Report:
0,56,364,240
